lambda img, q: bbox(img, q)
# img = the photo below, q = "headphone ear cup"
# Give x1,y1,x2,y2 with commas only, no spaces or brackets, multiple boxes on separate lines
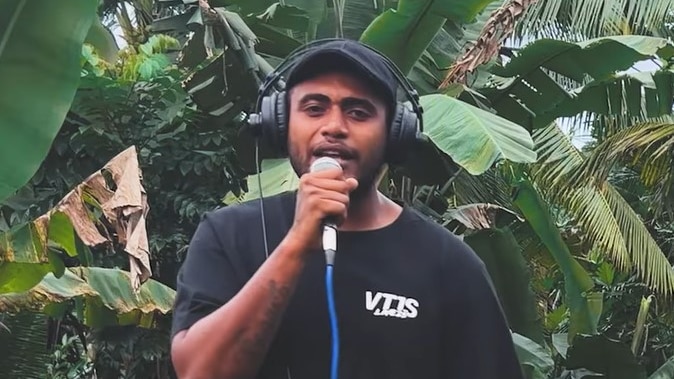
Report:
259,94,276,150
258,91,289,156
386,103,405,164
386,101,420,165
275,91,289,155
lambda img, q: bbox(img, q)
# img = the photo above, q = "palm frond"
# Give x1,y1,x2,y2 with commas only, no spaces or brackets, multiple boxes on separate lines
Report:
516,0,674,41
480,38,674,131
531,123,674,297
572,121,674,217
451,167,514,208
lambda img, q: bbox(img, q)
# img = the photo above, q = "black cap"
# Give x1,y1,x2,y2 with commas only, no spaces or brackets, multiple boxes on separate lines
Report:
283,39,399,108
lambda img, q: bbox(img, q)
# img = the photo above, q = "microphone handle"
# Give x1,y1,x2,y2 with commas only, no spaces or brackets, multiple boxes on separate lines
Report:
322,221,337,265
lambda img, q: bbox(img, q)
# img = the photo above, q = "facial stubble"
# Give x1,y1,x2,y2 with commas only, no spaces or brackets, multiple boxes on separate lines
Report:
288,145,386,206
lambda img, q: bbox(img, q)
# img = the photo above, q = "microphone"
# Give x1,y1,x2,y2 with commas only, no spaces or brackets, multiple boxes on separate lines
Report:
310,157,341,265
311,157,342,379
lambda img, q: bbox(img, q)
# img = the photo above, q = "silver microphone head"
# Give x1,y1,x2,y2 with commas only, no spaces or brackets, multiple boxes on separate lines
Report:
310,157,342,173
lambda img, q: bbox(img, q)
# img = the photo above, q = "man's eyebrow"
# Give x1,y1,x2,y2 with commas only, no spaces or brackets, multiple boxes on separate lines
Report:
341,97,377,112
297,93,330,105
296,93,379,112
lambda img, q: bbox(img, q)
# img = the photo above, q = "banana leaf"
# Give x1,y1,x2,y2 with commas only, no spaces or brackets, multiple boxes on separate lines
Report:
360,0,497,74
466,228,544,345
420,93,536,175
0,0,100,203
511,176,603,343
512,332,554,379
0,267,175,329
84,17,119,63
241,158,299,201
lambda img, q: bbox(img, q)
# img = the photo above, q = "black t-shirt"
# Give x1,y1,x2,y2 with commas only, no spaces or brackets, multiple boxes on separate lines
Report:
171,191,525,379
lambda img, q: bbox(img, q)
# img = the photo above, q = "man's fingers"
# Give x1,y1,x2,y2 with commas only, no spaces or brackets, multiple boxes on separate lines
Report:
345,177,359,192
303,177,354,195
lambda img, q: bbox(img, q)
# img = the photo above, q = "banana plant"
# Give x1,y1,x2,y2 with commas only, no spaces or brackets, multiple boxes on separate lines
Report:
0,146,175,331
0,267,175,328
0,0,100,203
510,171,603,343
359,0,497,75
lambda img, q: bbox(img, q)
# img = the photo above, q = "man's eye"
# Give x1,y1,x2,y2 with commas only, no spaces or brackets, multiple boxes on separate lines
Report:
348,109,370,120
305,105,324,115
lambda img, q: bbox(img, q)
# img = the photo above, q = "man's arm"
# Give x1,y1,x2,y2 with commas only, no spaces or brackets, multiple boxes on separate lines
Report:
443,239,525,379
171,230,308,379
170,168,358,379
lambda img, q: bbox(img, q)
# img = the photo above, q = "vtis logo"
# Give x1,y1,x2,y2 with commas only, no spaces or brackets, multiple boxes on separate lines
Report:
365,290,419,319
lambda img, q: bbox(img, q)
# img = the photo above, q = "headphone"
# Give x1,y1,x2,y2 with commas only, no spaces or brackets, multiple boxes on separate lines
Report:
247,38,424,166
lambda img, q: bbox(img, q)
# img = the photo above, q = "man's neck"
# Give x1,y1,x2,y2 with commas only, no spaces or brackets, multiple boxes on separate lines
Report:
339,187,402,232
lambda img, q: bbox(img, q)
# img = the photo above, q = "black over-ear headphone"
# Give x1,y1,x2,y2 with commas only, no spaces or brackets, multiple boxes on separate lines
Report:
247,38,424,166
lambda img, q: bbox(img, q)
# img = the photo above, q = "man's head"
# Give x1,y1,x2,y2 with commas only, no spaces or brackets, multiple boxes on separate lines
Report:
283,39,399,199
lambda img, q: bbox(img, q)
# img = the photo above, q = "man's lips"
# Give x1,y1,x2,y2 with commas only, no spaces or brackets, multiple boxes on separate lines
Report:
312,144,357,161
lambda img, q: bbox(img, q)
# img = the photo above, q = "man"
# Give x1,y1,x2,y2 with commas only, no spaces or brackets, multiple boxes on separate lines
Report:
170,38,524,379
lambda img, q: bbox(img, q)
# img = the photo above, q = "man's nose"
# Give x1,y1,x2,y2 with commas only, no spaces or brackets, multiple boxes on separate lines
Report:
320,107,348,138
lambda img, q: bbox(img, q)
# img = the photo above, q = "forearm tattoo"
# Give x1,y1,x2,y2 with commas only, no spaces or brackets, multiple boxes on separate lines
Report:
236,280,291,365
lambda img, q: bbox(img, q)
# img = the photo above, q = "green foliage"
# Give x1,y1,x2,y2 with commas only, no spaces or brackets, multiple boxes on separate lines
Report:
650,356,674,379
566,334,647,379
595,272,674,374
0,268,175,329
119,34,181,81
1,34,245,377
420,93,537,175
88,325,172,379
360,0,496,74
85,17,120,63
46,334,95,379
530,124,674,297
511,175,603,343
480,36,674,130
0,312,51,378
574,121,674,218
517,0,674,40
513,333,555,379
0,0,100,203
467,228,544,345
2,43,247,285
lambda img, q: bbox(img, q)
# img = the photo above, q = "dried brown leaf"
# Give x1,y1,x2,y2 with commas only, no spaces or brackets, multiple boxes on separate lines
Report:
7,146,152,292
56,186,108,246
99,148,151,291
439,0,538,88
445,203,524,233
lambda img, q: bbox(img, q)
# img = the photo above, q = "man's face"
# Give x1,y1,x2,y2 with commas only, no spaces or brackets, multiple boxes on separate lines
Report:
287,70,388,197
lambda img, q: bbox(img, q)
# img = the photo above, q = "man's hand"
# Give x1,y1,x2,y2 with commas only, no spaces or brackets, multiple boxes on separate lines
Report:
289,167,358,251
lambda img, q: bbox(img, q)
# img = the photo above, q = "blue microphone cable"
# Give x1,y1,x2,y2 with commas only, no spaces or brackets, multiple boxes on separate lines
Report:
324,229,339,379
